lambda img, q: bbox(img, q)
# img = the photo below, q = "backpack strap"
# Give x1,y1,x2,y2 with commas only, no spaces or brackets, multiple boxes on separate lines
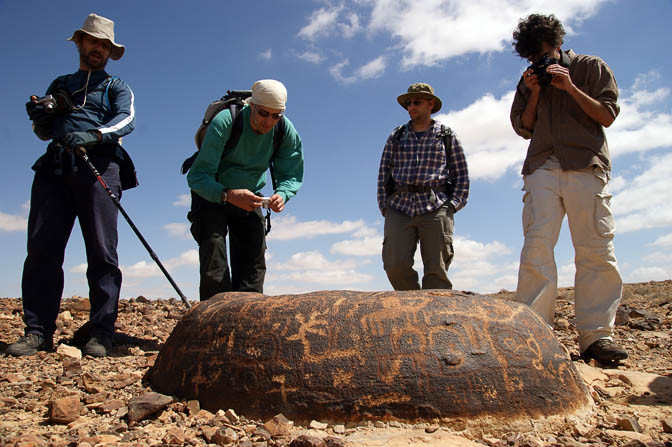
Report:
268,116,287,190
224,106,245,151
102,76,118,111
390,124,406,157
439,124,456,196
438,124,453,158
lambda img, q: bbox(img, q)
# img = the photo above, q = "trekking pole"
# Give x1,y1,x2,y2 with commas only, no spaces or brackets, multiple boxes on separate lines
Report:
75,147,191,309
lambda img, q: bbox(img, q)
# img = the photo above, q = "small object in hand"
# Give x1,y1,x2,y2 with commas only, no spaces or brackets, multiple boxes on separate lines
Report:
34,95,57,113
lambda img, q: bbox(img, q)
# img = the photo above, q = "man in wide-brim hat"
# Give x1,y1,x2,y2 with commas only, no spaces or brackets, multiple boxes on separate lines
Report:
377,82,470,291
8,13,136,358
396,82,443,114
68,13,125,61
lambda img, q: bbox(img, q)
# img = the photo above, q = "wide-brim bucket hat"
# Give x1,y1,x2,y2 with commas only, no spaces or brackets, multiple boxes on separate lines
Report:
68,13,125,60
397,83,442,114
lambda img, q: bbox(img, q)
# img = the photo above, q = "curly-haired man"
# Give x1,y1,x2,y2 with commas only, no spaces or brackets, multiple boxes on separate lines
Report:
510,14,627,364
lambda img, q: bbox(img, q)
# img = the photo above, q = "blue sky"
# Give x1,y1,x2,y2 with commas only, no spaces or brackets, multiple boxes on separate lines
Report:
1,0,671,301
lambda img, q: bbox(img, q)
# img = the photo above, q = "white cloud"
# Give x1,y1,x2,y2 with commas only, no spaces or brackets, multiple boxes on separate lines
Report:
365,0,605,67
329,59,357,84
606,83,672,156
273,250,363,271
612,153,672,232
330,56,388,84
357,56,386,80
298,5,361,41
435,91,526,181
113,249,199,279
259,49,272,61
650,233,672,247
331,235,382,256
449,237,518,292
297,1,617,79
557,259,577,288
0,211,27,232
642,251,672,264
267,269,374,286
609,175,627,194
628,266,671,283
298,5,345,41
121,260,161,278
266,250,374,291
267,215,369,241
297,51,325,64
164,222,191,239
164,249,199,270
173,194,190,207
340,11,361,38
69,263,87,274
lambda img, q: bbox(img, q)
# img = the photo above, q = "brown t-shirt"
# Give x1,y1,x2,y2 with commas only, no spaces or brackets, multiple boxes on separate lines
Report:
510,49,620,175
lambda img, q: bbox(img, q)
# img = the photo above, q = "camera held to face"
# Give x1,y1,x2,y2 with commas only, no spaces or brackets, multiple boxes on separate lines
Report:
34,95,57,113
529,54,558,86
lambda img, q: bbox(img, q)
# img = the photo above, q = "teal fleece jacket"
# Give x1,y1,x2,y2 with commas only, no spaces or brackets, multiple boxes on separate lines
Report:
187,106,304,203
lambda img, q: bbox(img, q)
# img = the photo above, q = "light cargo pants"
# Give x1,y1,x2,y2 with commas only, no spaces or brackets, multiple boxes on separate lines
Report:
514,158,622,353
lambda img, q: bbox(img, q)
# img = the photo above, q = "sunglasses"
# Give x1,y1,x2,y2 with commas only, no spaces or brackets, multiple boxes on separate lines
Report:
255,106,283,120
404,99,427,107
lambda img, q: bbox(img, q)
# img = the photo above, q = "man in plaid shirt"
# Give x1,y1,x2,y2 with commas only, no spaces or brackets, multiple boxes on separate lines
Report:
377,83,469,290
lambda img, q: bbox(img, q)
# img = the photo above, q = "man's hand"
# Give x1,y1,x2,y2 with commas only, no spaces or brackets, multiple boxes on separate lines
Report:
25,99,51,125
546,63,616,127
522,68,541,95
268,194,285,213
547,64,573,92
227,189,264,212
63,131,100,149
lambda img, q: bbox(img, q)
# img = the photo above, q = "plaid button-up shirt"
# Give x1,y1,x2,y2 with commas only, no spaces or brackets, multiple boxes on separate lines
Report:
377,120,469,217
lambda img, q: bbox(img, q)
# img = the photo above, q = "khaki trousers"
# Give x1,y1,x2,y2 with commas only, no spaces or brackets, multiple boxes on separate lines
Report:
514,158,622,352
382,204,454,290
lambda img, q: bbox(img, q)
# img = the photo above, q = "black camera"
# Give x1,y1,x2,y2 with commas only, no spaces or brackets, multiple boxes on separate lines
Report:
33,90,75,115
34,95,57,113
529,54,558,86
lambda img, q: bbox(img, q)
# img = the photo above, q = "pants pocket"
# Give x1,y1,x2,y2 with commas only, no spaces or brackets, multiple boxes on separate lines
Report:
187,210,200,244
522,191,534,235
595,192,615,237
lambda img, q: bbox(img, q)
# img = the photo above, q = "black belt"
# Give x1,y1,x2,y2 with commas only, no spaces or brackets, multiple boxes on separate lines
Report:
394,184,449,194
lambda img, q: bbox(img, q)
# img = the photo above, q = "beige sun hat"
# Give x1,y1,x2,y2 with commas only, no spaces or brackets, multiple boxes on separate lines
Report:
397,82,442,114
67,13,125,60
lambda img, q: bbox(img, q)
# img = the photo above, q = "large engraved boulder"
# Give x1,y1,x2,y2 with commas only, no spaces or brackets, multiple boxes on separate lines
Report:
148,290,591,425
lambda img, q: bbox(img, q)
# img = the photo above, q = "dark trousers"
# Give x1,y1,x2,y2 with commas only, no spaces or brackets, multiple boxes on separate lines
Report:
22,157,122,338
190,198,266,300
382,203,454,290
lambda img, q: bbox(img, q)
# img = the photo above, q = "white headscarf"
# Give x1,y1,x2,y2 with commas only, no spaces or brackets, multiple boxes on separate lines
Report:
249,79,287,112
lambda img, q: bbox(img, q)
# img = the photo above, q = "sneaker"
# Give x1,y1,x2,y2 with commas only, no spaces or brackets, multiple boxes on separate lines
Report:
581,338,628,363
83,336,112,357
6,333,53,357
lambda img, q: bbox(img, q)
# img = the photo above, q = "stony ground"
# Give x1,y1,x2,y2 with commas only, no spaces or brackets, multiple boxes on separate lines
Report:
1,281,671,447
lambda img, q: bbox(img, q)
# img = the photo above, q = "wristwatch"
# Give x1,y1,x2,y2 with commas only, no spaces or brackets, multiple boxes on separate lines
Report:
221,189,229,203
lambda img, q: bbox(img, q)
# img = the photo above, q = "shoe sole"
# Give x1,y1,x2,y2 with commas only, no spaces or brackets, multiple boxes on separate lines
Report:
580,352,628,363
6,347,38,357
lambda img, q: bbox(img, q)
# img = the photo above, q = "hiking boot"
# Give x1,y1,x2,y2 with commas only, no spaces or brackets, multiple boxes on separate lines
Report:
6,333,53,356
83,336,112,357
581,338,628,363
